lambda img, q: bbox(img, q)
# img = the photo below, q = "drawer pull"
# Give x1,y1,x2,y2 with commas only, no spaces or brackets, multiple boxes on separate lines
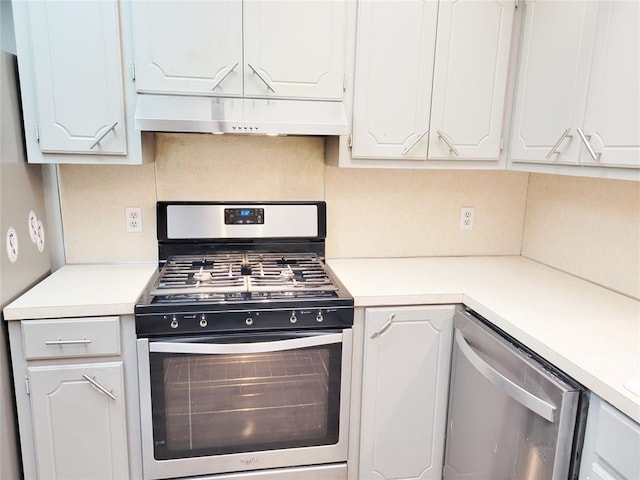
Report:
247,63,276,93
211,62,238,91
82,374,117,401
436,130,460,156
89,121,118,149
45,338,92,346
577,128,601,163
545,128,572,159
371,313,396,339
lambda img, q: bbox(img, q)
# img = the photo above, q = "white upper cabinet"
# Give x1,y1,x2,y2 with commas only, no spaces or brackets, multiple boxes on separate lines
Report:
350,0,515,165
428,0,515,161
18,0,126,155
12,0,143,164
243,1,346,100
510,0,640,175
131,0,347,101
510,1,598,164
351,0,438,159
582,1,640,168
131,1,243,96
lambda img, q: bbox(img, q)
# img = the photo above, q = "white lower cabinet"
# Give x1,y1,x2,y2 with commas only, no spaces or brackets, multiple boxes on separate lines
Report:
359,305,454,480
8,316,136,479
579,395,640,480
28,362,129,480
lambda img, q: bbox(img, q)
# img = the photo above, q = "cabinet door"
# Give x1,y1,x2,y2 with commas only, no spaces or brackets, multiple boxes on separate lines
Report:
24,0,126,155
509,1,598,164
243,0,346,100
579,395,640,480
428,0,515,161
131,1,243,96
351,0,438,160
360,306,454,480
580,1,640,168
28,362,129,480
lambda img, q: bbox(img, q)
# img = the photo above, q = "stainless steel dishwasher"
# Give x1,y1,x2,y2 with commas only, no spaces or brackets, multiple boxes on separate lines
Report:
444,307,588,480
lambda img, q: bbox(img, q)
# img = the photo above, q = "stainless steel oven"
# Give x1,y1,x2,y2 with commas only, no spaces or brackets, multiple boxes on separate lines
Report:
135,202,354,480
137,329,352,479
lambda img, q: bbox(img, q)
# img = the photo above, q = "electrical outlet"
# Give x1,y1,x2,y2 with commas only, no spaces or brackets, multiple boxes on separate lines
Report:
460,207,474,230
125,207,143,233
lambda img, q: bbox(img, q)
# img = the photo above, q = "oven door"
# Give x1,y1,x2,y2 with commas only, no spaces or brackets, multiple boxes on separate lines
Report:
137,329,352,480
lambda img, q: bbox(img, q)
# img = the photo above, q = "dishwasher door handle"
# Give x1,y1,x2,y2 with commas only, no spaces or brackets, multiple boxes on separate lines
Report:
455,329,556,423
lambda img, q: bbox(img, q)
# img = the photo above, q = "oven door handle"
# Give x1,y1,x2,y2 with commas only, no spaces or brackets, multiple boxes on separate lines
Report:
149,332,344,355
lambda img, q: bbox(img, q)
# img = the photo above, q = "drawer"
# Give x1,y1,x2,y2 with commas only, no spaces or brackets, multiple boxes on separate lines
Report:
22,317,120,360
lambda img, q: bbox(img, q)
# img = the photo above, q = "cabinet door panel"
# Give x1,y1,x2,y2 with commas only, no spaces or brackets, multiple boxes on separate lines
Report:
581,1,640,167
243,0,346,100
27,1,126,155
509,1,598,163
360,306,453,480
28,362,128,480
132,1,243,96
429,0,514,160
352,1,437,159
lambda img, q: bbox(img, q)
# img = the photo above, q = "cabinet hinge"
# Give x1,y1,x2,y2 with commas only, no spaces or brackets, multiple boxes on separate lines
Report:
25,376,30,395
343,75,347,93
35,123,40,143
131,63,136,82
500,138,504,152
515,0,519,9
348,134,353,149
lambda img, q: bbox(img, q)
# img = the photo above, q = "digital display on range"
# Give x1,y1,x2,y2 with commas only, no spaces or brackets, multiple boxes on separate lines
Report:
224,208,264,225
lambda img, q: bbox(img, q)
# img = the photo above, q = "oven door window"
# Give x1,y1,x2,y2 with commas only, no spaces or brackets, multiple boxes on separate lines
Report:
147,331,343,460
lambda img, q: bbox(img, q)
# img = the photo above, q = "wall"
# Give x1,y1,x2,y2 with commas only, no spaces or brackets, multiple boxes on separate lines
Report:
58,134,529,264
522,173,640,299
59,134,640,299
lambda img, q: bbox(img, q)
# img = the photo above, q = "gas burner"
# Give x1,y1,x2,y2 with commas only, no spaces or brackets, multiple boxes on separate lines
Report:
149,251,339,299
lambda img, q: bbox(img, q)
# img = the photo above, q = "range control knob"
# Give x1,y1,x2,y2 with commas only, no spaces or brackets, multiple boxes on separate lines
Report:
199,315,207,327
289,312,298,324
316,311,324,323
170,316,179,329
246,318,253,326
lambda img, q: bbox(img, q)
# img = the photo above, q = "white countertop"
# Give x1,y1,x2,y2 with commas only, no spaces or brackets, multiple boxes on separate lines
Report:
327,255,640,423
3,263,157,320
4,257,639,424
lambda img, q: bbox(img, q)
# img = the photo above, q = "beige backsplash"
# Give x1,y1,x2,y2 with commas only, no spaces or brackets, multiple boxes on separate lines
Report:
58,133,639,298
522,173,640,299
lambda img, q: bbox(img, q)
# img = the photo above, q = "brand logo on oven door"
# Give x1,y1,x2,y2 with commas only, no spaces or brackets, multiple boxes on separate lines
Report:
240,457,260,466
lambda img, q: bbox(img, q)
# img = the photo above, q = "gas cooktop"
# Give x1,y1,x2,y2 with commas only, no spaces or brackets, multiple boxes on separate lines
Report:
135,201,353,337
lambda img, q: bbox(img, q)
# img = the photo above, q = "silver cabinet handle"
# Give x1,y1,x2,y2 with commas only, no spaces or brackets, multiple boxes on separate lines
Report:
45,338,92,346
576,128,601,162
82,374,117,401
454,329,556,422
371,313,395,339
150,332,343,355
402,129,429,155
436,130,460,156
247,63,276,93
89,121,118,149
211,62,239,91
545,128,573,159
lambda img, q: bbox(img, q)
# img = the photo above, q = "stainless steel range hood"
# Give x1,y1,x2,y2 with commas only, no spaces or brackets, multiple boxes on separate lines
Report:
135,94,348,136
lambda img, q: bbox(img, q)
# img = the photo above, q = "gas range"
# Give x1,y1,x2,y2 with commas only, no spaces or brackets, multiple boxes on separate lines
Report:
135,202,353,337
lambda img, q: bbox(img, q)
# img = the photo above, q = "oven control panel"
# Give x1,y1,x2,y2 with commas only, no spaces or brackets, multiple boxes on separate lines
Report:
224,208,264,225
136,307,354,337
